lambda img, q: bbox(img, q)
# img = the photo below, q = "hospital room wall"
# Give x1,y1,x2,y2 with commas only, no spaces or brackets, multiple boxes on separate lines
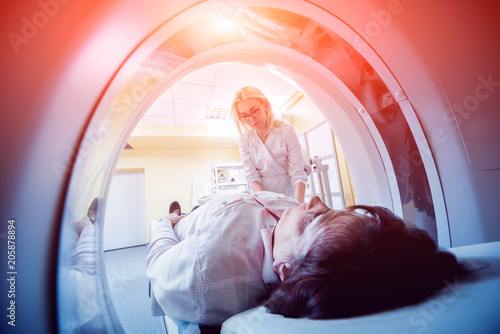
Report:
115,147,241,241
285,94,325,134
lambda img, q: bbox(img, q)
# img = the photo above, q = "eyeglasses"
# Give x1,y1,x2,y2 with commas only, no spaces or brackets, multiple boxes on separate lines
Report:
239,105,262,122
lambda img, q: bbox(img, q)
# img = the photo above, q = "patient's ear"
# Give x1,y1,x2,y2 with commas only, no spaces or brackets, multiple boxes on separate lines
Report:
273,260,291,281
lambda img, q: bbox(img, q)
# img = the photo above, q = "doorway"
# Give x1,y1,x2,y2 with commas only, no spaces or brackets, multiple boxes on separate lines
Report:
103,170,147,251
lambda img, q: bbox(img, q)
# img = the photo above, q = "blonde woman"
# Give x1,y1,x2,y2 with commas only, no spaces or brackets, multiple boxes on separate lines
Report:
231,86,308,203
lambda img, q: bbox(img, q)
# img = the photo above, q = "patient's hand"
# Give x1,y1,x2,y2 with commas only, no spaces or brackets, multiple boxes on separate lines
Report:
163,213,185,227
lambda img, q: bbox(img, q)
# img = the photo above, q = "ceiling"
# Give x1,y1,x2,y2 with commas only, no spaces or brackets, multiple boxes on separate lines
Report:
128,63,300,150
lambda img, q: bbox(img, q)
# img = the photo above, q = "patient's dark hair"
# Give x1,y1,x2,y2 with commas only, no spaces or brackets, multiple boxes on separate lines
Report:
264,205,469,319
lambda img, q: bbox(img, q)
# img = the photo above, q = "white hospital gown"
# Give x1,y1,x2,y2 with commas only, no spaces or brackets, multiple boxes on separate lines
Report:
239,124,308,198
146,191,299,325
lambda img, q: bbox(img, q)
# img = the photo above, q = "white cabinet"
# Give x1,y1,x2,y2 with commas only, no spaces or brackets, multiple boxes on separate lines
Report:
210,165,248,195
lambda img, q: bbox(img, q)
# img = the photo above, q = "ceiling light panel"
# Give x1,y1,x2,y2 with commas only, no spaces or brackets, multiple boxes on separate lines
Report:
206,106,230,119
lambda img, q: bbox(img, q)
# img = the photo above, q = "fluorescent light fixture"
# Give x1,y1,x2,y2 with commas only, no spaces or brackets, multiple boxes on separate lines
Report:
207,106,230,119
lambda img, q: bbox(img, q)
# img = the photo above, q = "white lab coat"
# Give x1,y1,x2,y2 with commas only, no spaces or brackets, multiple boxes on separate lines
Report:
239,124,308,198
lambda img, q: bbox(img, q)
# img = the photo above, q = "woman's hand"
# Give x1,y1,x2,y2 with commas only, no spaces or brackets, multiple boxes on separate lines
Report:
294,182,306,203
251,181,265,192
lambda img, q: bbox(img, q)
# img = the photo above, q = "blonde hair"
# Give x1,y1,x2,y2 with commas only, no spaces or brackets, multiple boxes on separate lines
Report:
231,86,285,137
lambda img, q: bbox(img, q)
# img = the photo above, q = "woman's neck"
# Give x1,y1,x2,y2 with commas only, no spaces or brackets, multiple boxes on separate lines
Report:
256,127,270,143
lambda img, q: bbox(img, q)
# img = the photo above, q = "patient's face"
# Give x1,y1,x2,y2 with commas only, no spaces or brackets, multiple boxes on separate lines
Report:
273,196,331,263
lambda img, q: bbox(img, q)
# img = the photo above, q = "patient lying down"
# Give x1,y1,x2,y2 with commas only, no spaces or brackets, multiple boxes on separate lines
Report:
146,191,467,326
